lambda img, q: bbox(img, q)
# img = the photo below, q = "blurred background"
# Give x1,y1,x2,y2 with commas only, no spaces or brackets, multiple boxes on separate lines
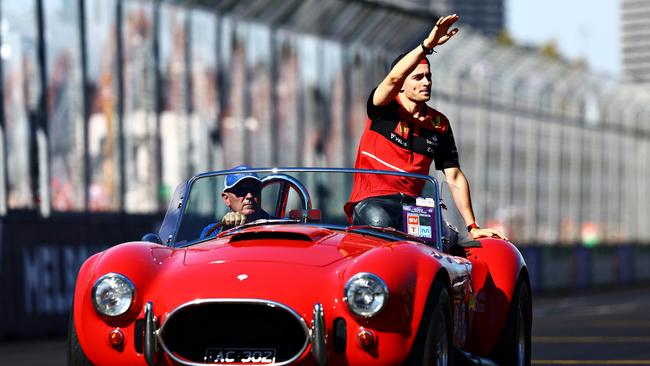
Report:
1,0,649,350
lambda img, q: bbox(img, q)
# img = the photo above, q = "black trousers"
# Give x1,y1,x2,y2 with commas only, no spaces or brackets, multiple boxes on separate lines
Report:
352,194,416,230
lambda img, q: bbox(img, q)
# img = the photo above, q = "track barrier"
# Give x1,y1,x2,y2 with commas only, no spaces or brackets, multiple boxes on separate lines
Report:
0,213,647,339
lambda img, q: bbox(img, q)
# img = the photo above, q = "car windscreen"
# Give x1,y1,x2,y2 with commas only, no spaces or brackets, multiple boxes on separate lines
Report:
171,169,439,247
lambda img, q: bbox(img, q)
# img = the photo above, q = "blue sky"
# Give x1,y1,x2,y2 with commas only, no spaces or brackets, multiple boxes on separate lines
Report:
507,0,619,77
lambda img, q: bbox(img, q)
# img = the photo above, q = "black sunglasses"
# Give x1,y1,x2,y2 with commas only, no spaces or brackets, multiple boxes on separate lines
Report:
226,183,262,197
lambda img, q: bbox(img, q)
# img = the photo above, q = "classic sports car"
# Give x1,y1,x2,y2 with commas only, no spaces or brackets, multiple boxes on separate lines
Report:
68,167,531,366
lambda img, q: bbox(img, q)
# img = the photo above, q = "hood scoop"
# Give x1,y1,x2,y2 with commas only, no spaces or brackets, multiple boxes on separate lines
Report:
183,227,357,267
229,231,314,244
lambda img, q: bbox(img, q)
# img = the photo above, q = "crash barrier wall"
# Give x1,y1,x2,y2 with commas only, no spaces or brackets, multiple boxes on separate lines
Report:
520,244,650,293
0,213,649,339
0,212,161,340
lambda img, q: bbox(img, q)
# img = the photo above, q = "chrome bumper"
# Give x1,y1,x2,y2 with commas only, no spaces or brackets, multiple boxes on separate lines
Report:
311,303,328,366
144,301,156,366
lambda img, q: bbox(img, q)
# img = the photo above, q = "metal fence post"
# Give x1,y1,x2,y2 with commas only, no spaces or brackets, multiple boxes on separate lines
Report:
78,0,90,211
35,0,51,217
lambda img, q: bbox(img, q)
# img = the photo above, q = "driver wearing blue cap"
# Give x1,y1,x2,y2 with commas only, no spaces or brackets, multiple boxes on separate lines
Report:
201,165,271,238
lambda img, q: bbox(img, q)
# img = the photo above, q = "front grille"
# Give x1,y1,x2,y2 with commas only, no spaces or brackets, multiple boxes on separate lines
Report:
159,300,310,364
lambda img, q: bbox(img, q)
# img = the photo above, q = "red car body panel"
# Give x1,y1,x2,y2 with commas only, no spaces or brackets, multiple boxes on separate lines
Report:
464,238,529,356
73,223,526,365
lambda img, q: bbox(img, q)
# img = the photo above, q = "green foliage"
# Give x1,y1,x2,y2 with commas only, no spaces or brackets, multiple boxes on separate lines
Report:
539,40,561,60
496,30,515,47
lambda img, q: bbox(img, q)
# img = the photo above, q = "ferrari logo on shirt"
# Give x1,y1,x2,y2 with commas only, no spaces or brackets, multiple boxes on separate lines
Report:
394,121,409,139
431,114,441,129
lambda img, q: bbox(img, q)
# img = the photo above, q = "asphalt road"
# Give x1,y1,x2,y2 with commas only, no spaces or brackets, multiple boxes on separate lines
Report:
532,286,650,365
1,286,649,365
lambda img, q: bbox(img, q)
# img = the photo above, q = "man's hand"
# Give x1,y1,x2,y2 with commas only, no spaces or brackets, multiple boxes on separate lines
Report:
470,227,509,241
424,14,460,49
222,212,247,226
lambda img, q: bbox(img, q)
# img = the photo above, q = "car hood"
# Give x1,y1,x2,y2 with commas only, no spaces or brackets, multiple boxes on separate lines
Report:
183,224,383,267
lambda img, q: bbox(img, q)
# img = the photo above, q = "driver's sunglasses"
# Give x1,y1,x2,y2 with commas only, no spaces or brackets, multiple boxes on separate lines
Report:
226,183,262,197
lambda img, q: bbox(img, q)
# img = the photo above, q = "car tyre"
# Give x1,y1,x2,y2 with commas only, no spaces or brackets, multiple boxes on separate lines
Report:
405,281,453,366
490,276,532,366
67,313,93,366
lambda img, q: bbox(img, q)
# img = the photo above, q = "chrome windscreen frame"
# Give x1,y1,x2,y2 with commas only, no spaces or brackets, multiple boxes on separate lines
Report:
164,167,443,251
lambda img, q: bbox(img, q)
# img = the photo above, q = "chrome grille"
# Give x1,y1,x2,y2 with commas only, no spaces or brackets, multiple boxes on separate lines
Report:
158,299,310,365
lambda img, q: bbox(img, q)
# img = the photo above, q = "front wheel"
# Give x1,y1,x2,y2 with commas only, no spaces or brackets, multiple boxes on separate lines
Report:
67,313,92,366
490,276,532,366
405,281,453,366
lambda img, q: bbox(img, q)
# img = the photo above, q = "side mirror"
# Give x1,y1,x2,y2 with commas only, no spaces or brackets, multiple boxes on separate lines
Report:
141,233,163,244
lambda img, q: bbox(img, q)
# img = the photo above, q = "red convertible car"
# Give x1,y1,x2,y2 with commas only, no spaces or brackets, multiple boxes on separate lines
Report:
68,167,531,366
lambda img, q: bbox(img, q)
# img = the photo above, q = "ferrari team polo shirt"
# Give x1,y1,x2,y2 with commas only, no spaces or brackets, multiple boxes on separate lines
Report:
345,88,460,219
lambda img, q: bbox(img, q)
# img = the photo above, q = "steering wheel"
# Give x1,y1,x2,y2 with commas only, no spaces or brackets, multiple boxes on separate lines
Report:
261,174,312,218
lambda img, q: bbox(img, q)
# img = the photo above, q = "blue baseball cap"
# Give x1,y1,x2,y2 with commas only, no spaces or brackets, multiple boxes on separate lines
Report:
223,165,262,192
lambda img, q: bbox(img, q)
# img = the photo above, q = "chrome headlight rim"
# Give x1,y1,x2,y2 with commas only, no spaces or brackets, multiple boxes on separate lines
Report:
91,272,136,317
343,272,389,318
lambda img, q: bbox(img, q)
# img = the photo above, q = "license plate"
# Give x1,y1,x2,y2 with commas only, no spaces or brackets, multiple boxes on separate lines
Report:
204,348,276,364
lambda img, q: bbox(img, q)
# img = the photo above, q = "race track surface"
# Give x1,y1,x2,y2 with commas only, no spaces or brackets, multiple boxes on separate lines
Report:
2,286,650,365
532,285,650,365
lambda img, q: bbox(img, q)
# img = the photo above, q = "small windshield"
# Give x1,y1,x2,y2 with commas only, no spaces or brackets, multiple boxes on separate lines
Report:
167,169,440,247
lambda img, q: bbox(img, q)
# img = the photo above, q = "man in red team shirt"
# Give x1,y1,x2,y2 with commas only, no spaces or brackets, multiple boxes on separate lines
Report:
346,14,507,241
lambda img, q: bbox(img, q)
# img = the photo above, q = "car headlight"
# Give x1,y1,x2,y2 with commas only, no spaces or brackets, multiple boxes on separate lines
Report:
344,272,389,318
92,273,135,317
